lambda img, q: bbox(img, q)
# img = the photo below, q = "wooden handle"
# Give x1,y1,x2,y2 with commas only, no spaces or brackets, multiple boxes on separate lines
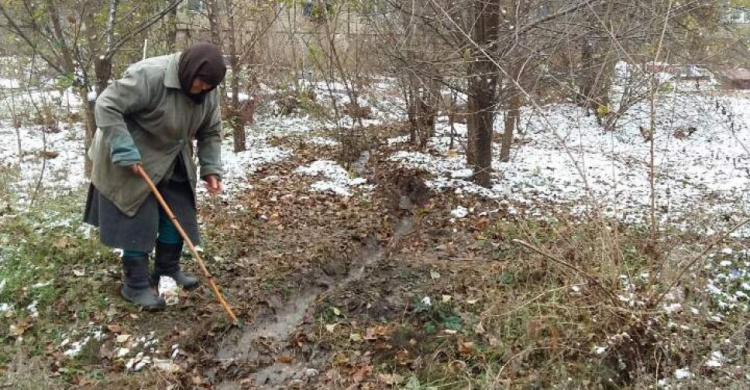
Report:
135,164,239,325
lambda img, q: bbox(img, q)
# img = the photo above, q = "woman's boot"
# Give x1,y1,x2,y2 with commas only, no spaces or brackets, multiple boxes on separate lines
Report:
152,240,199,290
121,254,166,310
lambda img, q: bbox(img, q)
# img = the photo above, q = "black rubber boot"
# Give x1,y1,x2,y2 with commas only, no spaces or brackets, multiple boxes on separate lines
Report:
153,241,199,291
121,255,166,311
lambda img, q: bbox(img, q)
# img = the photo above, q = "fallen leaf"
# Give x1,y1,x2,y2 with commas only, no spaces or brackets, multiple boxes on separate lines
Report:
41,150,59,159
334,352,349,365
364,325,390,341
395,349,412,365
116,334,131,344
349,333,362,342
107,324,124,333
378,373,405,385
442,295,452,303
129,314,139,319
444,329,458,335
99,344,115,359
332,307,341,316
474,217,489,230
275,355,293,364
374,342,393,351
351,364,373,383
53,237,69,249
9,321,30,337
449,360,468,372
325,324,337,333
466,299,479,305
153,358,179,373
458,341,476,355
72,269,85,277
430,270,441,280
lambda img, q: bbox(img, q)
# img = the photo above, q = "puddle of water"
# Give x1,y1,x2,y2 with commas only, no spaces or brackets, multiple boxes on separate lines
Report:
216,292,320,364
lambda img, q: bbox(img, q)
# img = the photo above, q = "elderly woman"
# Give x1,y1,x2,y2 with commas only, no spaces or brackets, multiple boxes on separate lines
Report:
84,42,226,310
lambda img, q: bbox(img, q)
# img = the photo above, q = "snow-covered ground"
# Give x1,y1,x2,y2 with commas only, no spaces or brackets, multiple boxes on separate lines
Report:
0,122,292,206
390,91,750,237
3,78,750,239
0,123,88,206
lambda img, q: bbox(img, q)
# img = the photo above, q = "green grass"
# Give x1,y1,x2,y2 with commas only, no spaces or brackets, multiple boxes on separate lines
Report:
0,187,118,369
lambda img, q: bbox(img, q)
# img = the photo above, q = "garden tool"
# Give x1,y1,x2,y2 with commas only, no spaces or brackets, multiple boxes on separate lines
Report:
135,164,240,326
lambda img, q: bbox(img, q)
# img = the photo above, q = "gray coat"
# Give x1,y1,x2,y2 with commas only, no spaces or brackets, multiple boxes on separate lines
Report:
89,53,223,217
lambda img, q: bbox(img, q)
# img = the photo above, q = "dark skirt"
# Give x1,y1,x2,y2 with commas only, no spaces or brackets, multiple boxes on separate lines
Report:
83,179,200,253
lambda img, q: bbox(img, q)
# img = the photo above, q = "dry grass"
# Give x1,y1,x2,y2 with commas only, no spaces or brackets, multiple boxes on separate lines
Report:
297,178,748,388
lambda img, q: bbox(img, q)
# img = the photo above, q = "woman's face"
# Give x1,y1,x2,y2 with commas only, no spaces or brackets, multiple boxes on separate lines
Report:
190,78,213,94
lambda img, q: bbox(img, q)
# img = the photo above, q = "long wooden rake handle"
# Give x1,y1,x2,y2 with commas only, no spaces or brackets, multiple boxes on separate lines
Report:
135,164,239,325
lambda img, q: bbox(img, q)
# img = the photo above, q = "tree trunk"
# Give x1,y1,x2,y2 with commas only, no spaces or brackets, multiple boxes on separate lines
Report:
224,0,246,152
578,36,595,110
206,0,228,118
500,62,522,162
466,0,499,187
426,75,440,139
166,5,178,52
407,85,417,145
578,35,617,127
79,86,97,177
467,78,495,187
94,57,113,96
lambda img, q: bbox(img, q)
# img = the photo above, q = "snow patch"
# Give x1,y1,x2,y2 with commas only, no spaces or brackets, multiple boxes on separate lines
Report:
706,351,724,368
294,160,367,197
450,206,469,219
674,367,691,379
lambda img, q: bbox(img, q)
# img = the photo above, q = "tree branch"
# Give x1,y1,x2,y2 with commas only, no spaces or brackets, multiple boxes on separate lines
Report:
106,0,184,58
0,4,67,75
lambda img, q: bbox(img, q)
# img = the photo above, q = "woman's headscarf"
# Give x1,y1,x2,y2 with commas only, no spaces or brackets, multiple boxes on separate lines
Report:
177,42,227,103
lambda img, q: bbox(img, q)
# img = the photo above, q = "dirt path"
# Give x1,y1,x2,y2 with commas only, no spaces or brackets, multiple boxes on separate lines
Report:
214,215,412,389
211,164,415,390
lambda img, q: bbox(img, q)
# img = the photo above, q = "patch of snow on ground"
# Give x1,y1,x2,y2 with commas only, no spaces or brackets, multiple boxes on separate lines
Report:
388,135,410,146
663,303,682,314
389,92,750,237
200,135,291,197
674,367,691,379
63,337,91,357
450,206,469,219
308,137,339,146
706,351,724,368
0,122,87,206
294,160,367,197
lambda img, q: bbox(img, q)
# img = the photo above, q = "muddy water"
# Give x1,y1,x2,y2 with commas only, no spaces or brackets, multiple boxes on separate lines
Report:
215,198,414,389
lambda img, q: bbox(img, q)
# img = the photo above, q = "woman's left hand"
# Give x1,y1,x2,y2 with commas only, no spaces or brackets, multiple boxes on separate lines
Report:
204,175,223,195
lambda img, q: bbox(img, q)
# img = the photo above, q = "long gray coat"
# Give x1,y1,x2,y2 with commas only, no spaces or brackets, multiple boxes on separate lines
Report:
89,53,223,217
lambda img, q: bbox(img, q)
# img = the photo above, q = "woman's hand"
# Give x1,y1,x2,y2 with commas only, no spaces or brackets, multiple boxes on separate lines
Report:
204,175,223,195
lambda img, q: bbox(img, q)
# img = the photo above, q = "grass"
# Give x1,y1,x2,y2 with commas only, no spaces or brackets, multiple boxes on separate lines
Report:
308,205,748,389
0,185,119,377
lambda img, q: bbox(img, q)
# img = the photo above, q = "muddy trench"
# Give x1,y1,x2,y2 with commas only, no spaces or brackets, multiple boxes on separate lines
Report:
206,152,422,389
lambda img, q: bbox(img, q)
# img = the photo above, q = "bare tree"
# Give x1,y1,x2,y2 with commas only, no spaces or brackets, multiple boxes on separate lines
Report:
1,0,183,176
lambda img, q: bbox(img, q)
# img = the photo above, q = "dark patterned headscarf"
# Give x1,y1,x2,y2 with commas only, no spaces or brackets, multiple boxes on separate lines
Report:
178,42,226,103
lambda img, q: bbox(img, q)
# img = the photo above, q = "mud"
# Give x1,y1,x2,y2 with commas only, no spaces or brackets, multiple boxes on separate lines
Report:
214,197,414,389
